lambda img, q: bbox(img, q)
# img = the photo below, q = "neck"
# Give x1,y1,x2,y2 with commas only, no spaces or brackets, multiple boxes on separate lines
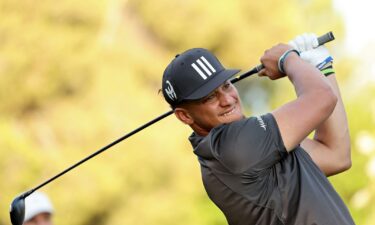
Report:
191,125,210,137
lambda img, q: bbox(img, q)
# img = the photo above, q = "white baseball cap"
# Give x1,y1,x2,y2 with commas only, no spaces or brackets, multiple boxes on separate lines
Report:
24,192,54,222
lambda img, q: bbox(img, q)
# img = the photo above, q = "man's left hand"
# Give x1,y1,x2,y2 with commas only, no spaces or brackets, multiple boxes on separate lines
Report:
288,33,333,70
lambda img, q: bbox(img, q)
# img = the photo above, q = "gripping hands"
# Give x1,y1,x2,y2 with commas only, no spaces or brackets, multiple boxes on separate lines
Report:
288,33,333,71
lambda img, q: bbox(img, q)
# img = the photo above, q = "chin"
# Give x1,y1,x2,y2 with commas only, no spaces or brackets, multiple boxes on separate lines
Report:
221,112,243,124
231,113,244,122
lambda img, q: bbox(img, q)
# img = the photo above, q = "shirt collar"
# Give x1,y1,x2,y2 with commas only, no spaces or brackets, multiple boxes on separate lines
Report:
188,132,214,159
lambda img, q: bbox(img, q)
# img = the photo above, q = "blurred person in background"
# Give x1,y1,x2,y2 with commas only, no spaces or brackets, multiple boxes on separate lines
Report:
23,192,53,225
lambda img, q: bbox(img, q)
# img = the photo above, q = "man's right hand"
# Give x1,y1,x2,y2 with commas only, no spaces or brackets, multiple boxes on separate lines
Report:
259,43,297,80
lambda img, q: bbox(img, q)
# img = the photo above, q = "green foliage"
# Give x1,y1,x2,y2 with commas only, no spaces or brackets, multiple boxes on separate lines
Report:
0,0,372,224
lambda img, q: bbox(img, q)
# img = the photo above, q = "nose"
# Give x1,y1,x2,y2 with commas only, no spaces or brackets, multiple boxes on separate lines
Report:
218,91,234,107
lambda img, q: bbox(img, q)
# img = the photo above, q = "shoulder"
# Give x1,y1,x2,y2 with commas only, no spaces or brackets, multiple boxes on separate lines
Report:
208,114,286,173
210,113,278,145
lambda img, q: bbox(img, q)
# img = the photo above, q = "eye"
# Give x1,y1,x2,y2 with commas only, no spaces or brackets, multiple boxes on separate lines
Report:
201,92,216,104
223,81,231,90
206,93,216,100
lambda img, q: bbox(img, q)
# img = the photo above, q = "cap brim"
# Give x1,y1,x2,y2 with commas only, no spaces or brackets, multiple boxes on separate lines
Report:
184,69,240,100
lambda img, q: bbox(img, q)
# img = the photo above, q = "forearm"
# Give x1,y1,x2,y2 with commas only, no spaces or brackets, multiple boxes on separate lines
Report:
270,53,338,151
313,74,351,169
285,56,333,97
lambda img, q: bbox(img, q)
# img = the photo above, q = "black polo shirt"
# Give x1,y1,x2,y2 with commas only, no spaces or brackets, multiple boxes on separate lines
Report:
189,113,355,225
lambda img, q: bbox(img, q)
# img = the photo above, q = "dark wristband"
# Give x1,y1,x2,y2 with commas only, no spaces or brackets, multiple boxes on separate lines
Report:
321,65,335,76
278,49,300,74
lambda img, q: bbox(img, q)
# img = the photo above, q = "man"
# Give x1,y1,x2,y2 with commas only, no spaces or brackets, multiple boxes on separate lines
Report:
23,192,54,225
161,34,354,224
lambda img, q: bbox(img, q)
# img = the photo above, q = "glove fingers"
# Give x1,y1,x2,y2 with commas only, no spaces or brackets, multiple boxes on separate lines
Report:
294,35,306,51
309,33,319,48
288,40,297,49
301,33,311,50
301,33,317,50
290,33,319,51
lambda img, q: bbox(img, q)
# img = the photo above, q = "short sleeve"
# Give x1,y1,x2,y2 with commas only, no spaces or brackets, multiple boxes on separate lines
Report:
209,113,288,174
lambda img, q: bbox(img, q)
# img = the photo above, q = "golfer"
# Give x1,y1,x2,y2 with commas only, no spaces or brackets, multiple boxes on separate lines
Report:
161,34,354,224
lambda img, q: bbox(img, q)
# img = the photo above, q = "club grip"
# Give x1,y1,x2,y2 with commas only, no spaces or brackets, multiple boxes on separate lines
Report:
255,31,335,72
317,31,335,46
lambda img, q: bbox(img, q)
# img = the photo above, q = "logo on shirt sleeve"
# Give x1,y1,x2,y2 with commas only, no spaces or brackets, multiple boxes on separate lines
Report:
256,116,267,131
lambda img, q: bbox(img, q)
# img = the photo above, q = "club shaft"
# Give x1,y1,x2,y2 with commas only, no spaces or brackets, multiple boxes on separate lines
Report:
25,110,174,197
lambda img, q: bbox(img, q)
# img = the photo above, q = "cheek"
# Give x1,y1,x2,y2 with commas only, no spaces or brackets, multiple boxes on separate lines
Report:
191,106,219,123
231,90,242,107
231,90,240,100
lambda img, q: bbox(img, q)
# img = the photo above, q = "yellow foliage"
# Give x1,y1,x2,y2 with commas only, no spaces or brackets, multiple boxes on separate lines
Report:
0,0,373,224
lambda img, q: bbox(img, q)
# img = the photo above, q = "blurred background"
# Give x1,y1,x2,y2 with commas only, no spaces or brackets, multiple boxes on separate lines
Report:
1,0,374,224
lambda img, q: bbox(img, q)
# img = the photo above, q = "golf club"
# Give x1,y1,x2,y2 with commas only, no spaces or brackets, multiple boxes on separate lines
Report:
10,31,334,225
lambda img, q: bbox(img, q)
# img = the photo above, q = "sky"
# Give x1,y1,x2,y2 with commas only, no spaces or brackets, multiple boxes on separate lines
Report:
333,0,375,55
333,0,375,86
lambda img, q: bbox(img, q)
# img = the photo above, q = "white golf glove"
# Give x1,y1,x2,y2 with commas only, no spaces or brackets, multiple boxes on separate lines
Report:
288,33,333,70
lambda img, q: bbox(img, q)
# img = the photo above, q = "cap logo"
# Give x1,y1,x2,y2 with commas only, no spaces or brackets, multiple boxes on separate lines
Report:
191,56,216,80
165,80,177,101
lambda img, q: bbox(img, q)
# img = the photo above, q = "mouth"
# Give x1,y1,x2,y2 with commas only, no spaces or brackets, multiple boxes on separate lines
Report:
221,106,236,117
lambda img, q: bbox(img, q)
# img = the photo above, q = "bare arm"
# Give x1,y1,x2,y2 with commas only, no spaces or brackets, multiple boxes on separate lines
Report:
260,44,337,151
301,74,351,176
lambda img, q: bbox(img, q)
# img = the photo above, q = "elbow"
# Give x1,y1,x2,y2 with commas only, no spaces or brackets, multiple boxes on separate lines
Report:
342,147,352,171
344,159,352,171
340,156,352,172
337,160,352,174
336,147,352,173
327,152,352,176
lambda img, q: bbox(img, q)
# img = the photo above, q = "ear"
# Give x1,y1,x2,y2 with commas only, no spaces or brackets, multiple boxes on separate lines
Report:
174,107,194,125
